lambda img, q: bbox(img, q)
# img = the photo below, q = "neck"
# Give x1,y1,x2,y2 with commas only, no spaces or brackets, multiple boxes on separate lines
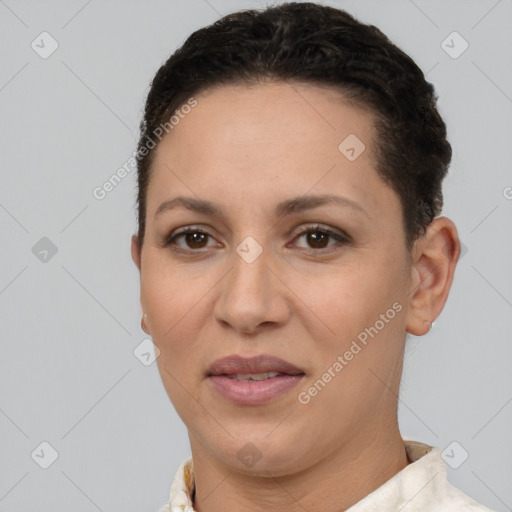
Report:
189,428,409,512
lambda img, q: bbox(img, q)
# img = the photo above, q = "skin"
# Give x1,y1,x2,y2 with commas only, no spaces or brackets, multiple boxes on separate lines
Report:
131,81,460,512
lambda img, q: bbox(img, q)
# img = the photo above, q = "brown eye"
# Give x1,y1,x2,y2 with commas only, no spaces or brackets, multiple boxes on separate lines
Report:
306,231,329,249
183,231,208,249
293,225,350,253
164,224,349,256
164,227,214,252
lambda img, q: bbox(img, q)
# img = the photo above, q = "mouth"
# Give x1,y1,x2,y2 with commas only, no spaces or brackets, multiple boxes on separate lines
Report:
206,354,305,405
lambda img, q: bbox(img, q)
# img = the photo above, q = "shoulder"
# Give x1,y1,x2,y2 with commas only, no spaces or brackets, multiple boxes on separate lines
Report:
404,441,497,512
436,478,496,512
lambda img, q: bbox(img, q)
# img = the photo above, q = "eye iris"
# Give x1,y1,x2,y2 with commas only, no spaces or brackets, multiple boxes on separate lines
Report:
307,231,328,249
185,232,207,248
174,228,337,251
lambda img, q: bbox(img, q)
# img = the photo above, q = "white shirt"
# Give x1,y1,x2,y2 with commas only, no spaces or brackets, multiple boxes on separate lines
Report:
158,440,496,511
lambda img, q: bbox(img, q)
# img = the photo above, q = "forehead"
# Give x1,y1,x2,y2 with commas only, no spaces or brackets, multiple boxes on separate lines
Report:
146,81,399,222
165,81,376,149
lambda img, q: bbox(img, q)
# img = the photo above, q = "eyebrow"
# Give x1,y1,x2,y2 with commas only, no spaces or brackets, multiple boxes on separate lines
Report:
154,193,370,219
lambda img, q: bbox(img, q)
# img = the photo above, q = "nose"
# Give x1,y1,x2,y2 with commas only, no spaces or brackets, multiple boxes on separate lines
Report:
212,241,291,334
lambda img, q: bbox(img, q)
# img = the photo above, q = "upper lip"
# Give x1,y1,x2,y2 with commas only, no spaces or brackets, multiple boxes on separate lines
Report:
207,354,305,376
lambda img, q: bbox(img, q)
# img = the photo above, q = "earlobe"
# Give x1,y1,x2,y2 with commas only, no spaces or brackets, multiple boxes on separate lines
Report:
405,217,460,336
131,234,148,332
141,313,151,334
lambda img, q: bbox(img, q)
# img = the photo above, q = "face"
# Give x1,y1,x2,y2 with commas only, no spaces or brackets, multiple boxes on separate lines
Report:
132,81,417,475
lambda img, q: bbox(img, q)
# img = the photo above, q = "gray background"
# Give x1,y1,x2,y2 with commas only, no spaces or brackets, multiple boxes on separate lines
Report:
1,0,511,511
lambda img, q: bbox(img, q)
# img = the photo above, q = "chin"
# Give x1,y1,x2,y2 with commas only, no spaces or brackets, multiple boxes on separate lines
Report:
209,430,315,477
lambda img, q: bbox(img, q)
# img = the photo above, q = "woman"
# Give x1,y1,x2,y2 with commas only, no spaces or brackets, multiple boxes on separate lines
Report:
130,3,496,511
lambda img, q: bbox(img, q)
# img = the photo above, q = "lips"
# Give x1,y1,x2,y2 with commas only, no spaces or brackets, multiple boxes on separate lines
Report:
206,354,305,405
207,354,305,378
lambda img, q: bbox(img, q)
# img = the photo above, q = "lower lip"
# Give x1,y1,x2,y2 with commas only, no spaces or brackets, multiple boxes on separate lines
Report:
208,374,304,405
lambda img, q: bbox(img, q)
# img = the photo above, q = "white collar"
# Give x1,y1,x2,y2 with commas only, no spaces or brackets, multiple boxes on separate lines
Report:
159,440,494,512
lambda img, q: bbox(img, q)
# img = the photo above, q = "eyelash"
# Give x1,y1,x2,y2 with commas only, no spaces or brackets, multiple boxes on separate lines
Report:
163,224,350,256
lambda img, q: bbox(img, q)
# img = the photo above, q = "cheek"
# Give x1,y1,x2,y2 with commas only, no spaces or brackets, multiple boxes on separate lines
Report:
142,262,210,414
141,253,214,336
307,254,407,361
296,268,406,426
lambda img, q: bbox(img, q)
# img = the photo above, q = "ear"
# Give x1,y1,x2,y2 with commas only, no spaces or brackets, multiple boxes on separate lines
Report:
131,234,142,271
405,217,461,336
131,234,151,334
